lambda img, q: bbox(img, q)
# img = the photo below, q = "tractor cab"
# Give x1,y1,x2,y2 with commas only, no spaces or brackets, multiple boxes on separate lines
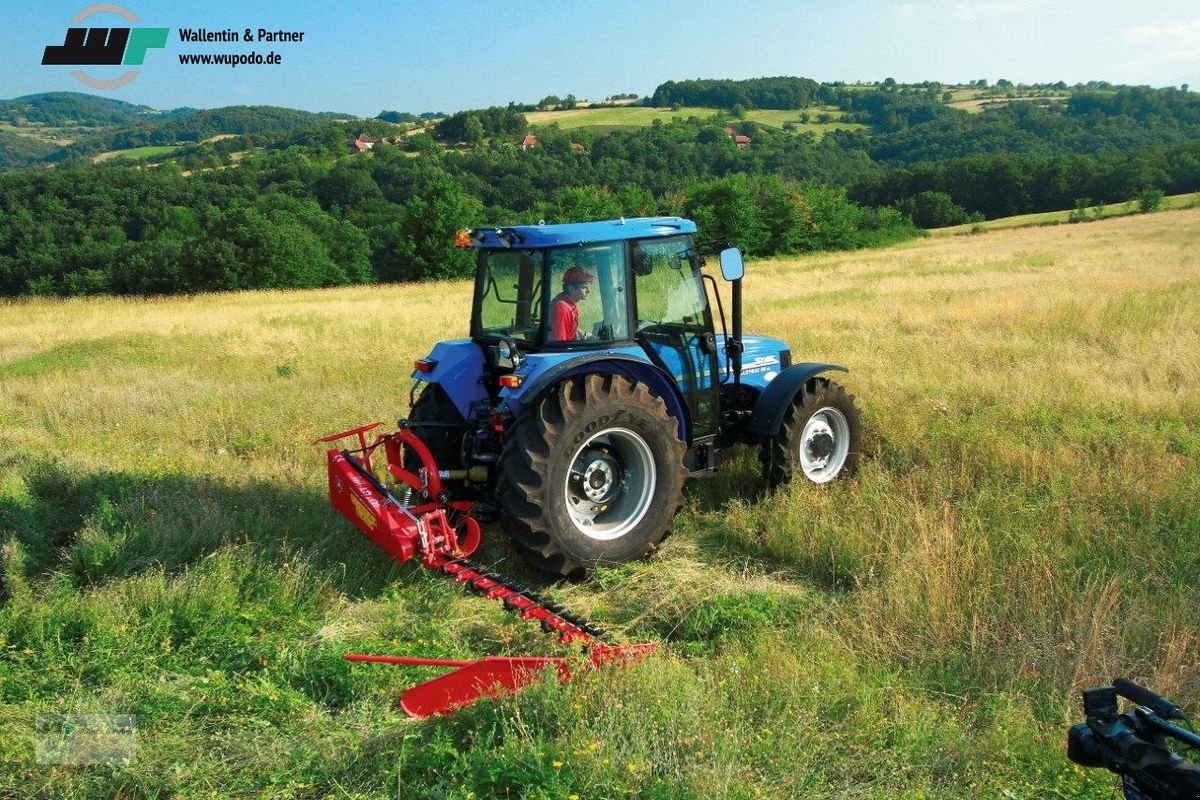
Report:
465,217,722,440
468,218,707,349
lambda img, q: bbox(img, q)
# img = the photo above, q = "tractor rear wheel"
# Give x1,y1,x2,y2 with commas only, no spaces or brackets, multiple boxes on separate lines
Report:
761,377,861,487
497,374,687,579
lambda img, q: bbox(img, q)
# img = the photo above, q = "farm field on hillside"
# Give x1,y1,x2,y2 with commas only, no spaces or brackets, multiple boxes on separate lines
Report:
525,105,866,136
1,209,1198,797
525,105,716,128
930,192,1200,235
93,145,181,163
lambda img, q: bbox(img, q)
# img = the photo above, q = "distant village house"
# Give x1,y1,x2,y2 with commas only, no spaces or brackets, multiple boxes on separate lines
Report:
348,134,375,154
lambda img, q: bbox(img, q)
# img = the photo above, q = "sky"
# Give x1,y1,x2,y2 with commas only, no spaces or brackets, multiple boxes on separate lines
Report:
4,0,1198,116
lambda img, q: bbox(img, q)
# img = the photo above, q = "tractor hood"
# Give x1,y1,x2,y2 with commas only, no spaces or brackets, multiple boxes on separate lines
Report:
716,334,791,389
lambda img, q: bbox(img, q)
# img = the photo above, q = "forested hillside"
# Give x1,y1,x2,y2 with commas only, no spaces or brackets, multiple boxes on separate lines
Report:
0,92,172,127
0,78,1197,296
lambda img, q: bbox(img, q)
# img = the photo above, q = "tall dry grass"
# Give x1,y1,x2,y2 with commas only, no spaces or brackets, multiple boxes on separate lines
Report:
1,208,1198,796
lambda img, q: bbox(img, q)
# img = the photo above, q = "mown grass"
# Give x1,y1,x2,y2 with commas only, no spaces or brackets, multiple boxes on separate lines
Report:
2,209,1198,797
93,145,181,163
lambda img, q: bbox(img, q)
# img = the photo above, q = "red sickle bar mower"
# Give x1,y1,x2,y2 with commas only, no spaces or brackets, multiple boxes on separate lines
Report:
318,422,655,718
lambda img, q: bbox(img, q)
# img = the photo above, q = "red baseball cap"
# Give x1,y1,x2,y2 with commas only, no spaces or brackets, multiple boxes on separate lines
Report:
563,266,596,285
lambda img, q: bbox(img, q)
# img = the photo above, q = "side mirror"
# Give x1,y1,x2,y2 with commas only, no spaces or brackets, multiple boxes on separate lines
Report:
719,247,744,281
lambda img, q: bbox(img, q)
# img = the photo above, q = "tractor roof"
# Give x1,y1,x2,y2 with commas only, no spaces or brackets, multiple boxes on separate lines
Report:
469,217,697,249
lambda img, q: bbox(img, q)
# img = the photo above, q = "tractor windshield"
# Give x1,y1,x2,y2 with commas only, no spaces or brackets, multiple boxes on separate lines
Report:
472,244,630,348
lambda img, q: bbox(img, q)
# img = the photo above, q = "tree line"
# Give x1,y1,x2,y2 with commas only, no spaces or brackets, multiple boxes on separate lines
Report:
3,82,1199,296
0,118,917,297
650,77,821,110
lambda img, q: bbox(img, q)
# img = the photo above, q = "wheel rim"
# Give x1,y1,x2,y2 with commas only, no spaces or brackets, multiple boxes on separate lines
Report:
798,408,851,484
564,427,656,540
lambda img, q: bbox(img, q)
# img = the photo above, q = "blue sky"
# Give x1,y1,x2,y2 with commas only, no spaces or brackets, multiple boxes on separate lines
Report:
4,1,1198,115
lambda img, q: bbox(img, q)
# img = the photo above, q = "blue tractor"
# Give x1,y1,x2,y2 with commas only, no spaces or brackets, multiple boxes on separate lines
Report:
393,216,862,579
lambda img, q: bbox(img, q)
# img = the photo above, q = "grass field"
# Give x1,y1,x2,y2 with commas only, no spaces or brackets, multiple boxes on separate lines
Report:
525,106,866,137
930,192,1200,235
0,122,81,147
93,145,182,164
2,209,1199,797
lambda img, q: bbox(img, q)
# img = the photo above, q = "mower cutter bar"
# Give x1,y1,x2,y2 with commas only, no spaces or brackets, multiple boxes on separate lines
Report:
322,421,654,716
438,556,611,643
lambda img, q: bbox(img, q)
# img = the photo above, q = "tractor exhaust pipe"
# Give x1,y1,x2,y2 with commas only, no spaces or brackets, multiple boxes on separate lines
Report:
720,248,746,385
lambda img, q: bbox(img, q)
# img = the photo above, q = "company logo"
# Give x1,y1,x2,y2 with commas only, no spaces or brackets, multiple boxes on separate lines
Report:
42,4,168,89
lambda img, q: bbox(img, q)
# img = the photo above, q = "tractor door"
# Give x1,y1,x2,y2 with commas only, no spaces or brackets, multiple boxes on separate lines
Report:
632,236,719,441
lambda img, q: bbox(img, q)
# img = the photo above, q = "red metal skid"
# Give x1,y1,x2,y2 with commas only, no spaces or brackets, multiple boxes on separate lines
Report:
345,643,657,718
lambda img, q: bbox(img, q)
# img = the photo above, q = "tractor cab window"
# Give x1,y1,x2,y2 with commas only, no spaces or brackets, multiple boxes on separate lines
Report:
632,236,707,329
474,249,544,345
545,242,629,345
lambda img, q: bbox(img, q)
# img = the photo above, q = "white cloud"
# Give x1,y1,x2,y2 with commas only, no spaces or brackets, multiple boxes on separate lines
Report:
895,3,921,16
1117,19,1200,77
951,1,1036,20
1124,18,1200,47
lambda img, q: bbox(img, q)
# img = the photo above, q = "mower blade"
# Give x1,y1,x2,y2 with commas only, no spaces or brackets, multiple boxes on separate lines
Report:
589,642,657,667
398,656,572,718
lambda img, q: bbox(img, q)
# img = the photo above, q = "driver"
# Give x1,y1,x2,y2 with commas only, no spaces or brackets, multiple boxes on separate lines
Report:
549,266,595,341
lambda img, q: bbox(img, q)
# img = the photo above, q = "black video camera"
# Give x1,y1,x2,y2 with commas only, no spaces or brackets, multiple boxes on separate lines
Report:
1068,678,1200,799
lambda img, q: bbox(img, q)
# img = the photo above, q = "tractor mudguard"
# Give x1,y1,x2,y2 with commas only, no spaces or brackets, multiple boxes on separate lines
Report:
409,339,490,420
746,363,848,438
502,351,690,442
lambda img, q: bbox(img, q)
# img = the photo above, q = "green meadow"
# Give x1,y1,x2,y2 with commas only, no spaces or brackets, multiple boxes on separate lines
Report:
524,105,866,137
1,208,1198,797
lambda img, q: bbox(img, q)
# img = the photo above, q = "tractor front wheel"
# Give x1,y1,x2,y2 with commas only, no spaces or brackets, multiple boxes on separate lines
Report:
498,375,687,579
761,377,861,487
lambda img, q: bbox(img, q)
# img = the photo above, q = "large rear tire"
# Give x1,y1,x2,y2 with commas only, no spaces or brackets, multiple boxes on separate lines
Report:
761,377,861,488
497,374,687,578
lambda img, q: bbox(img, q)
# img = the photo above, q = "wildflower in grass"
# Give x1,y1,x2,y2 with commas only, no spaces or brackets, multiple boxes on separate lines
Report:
552,760,563,769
